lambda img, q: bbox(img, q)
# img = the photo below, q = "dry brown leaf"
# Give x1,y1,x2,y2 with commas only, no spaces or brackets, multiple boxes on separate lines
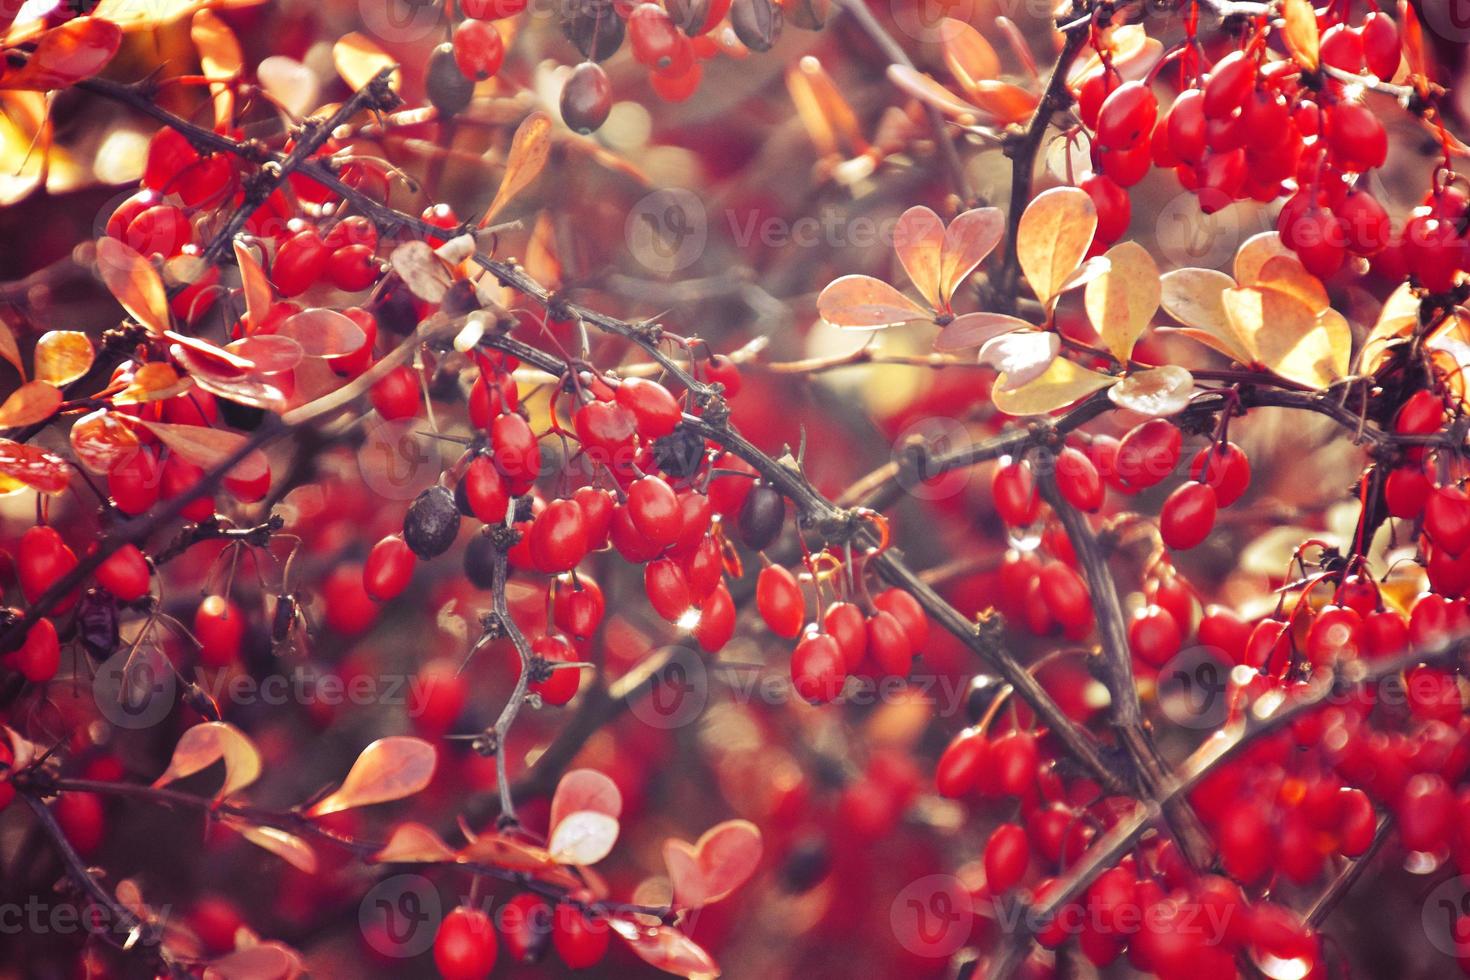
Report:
481,112,552,226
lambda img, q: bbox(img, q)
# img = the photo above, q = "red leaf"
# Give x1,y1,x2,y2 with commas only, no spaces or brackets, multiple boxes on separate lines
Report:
308,737,436,817
0,438,70,494
1,18,122,90
275,309,369,358
611,919,721,980
131,419,269,484
664,819,763,910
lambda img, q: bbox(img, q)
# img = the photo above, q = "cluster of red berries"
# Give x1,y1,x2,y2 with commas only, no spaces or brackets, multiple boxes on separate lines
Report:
432,894,610,980
1073,9,1470,287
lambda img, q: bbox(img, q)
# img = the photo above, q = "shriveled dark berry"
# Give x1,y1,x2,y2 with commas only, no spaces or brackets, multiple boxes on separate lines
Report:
560,0,624,62
964,674,1005,723
737,482,786,551
730,0,780,52
652,423,705,480
426,43,475,117
77,592,121,661
404,485,461,558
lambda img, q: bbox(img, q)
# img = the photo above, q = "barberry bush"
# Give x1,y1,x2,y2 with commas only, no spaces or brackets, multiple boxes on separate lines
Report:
0,0,1469,976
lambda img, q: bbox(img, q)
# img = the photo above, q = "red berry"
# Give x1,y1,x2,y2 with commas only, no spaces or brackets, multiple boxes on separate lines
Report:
1038,562,1092,635
1055,445,1104,512
452,20,505,81
461,0,527,18
194,594,244,667
1361,12,1401,80
370,364,421,421
992,460,1040,526
1160,482,1217,550
19,527,78,613
627,475,682,548
490,413,541,493
96,544,151,602
873,588,929,651
552,902,608,969
1325,101,1388,173
756,564,804,638
1188,442,1250,506
1129,604,1182,669
823,601,867,670
615,377,682,438
1116,419,1181,489
1080,172,1130,245
984,823,1030,894
1095,81,1158,150
644,557,692,622
326,244,380,291
866,609,914,677
627,3,693,78
1203,51,1254,119
553,574,605,638
108,446,161,516
791,632,845,703
1319,23,1365,74
435,906,498,980
692,581,735,651
529,498,589,573
364,535,416,601
529,634,581,706
271,228,329,297
936,728,987,798
13,617,59,682
1305,605,1362,666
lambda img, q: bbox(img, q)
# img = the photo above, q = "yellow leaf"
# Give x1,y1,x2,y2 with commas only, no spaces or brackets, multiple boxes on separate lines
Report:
1085,241,1160,363
114,362,190,404
992,357,1115,416
332,33,400,92
0,381,60,427
33,331,95,386
1234,231,1293,287
1361,282,1418,374
1255,254,1329,313
481,112,552,226
1161,268,1250,363
1282,0,1320,70
0,316,24,380
1224,286,1335,387
96,238,170,333
190,10,241,129
1016,187,1097,308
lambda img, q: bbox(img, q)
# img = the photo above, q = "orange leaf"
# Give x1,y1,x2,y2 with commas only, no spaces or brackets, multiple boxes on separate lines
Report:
0,317,24,380
481,112,552,226
940,207,1004,304
203,941,306,980
885,64,978,118
96,238,170,333
371,822,457,863
33,330,95,386
0,18,121,91
275,309,369,358
308,737,436,817
222,818,318,874
892,206,945,311
233,240,272,333
816,275,930,330
170,345,288,413
332,33,400,92
0,438,69,494
191,10,242,129
664,819,763,911
132,418,269,484
940,17,1000,95
70,409,140,473
152,721,262,800
611,919,720,980
457,833,562,873
114,362,190,405
1282,0,1320,71
0,381,60,427
965,80,1040,125
932,311,1029,352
